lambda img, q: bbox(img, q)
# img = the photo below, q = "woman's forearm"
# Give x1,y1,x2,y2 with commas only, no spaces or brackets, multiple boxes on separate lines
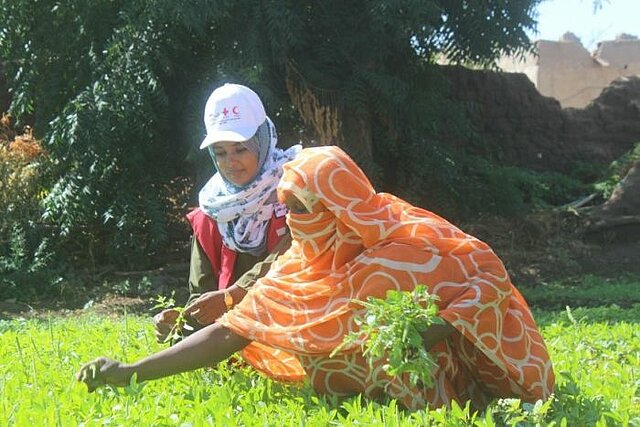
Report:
128,323,250,382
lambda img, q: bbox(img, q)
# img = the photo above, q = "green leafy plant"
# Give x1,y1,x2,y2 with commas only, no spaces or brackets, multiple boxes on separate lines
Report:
2,287,640,425
332,285,443,388
151,291,192,343
0,127,58,299
0,225,54,299
592,142,640,200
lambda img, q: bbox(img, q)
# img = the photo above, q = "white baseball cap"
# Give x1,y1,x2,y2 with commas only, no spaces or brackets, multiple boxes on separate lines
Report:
200,83,267,149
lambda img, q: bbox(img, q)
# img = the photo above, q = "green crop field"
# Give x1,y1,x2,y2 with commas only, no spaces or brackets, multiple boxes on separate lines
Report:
1,277,639,426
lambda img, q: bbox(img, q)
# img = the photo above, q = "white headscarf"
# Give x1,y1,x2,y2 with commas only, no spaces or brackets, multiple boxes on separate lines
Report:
199,117,301,255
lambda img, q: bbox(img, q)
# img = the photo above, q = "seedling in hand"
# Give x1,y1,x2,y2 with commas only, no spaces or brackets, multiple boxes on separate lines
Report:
152,292,193,343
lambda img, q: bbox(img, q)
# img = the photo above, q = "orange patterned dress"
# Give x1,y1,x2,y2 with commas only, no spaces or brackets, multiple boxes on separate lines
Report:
219,146,554,410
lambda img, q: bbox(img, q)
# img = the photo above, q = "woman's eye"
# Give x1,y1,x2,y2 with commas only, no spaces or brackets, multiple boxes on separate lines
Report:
235,147,248,154
214,151,226,157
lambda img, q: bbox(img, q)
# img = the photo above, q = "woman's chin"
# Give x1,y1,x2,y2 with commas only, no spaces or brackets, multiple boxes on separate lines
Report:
224,174,249,186
224,171,260,187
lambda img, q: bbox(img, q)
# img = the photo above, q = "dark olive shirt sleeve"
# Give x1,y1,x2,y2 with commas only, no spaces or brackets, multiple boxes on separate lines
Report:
187,235,218,305
234,233,292,290
187,232,293,304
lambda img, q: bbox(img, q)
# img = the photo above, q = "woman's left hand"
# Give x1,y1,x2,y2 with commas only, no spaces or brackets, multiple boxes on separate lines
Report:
76,357,133,392
184,291,226,326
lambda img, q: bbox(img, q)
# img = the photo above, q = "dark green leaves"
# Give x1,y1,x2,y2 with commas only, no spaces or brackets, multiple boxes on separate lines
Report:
0,0,543,272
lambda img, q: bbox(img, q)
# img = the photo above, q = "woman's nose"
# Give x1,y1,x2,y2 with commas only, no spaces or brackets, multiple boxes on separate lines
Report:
224,151,240,164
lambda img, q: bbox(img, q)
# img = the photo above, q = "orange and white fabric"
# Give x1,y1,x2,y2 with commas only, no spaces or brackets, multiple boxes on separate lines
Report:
219,146,555,410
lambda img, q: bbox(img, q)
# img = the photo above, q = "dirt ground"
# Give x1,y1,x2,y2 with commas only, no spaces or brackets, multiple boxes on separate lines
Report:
461,210,640,287
1,209,638,321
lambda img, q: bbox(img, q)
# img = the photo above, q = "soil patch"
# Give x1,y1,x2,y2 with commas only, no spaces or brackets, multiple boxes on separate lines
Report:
462,210,640,287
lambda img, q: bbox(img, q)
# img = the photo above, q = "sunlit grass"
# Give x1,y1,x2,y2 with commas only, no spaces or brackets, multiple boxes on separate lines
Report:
1,275,639,425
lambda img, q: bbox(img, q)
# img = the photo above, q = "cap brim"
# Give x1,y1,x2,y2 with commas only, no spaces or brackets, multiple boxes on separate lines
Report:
200,128,259,149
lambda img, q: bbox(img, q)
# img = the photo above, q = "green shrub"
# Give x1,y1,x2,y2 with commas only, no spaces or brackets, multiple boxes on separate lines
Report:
592,141,640,200
0,131,46,219
0,225,57,299
377,137,586,220
0,130,58,298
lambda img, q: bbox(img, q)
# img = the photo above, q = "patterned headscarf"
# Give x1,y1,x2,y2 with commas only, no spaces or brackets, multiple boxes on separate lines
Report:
199,117,301,255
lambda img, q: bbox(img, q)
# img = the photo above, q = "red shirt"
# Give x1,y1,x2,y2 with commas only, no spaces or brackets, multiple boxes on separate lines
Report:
186,208,288,289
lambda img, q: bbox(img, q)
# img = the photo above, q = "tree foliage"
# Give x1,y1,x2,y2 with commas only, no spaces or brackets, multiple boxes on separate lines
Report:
0,0,541,269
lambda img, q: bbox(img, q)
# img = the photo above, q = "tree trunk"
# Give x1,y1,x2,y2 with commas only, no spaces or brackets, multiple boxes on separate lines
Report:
285,64,375,173
338,107,376,178
584,158,640,243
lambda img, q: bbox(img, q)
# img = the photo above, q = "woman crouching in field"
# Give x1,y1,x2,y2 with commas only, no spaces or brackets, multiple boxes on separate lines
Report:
77,146,555,410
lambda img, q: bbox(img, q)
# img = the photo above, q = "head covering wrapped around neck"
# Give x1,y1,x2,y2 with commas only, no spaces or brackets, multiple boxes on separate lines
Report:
220,145,554,410
199,117,301,255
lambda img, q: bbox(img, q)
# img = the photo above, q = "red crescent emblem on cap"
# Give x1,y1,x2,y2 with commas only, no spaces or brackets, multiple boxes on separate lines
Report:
232,106,240,115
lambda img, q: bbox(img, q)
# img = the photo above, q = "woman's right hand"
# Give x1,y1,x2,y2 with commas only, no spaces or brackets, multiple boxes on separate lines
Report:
76,357,133,392
153,309,180,343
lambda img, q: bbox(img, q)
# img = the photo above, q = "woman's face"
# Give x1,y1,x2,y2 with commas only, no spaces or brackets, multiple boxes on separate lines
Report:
212,141,259,186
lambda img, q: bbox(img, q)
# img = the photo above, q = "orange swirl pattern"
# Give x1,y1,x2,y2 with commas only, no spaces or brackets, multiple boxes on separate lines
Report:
220,146,554,410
